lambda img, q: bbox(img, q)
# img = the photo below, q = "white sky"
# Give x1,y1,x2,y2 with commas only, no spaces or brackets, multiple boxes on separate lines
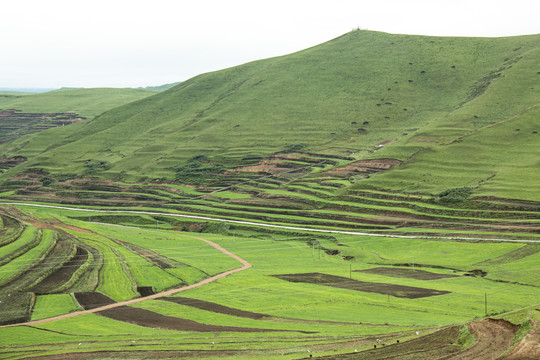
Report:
2,0,540,89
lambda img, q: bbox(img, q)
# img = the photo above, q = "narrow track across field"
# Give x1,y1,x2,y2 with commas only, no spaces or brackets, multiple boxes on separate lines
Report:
0,234,251,328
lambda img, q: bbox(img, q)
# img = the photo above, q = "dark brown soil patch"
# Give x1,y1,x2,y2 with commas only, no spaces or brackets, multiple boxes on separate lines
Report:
322,158,401,177
0,238,73,291
74,292,115,309
137,286,155,297
160,296,269,319
97,306,278,332
75,292,295,333
356,267,459,280
307,326,460,359
18,350,241,359
30,246,88,293
272,273,450,299
229,152,331,176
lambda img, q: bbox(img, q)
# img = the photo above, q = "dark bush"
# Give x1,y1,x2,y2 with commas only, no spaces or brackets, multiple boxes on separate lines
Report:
436,187,473,204
83,160,112,175
39,177,56,186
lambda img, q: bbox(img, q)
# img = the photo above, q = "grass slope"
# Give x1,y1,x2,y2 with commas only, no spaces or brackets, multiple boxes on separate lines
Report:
1,30,539,202
0,88,159,152
0,87,158,119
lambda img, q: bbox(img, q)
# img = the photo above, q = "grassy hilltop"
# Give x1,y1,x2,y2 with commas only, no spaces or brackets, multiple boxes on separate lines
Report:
0,30,539,200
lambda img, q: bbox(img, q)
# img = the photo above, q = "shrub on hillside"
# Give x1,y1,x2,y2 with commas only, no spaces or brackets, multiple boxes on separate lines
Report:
436,187,473,204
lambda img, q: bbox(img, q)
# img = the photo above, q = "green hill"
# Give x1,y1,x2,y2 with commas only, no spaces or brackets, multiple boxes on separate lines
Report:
0,87,159,147
1,30,540,201
0,87,159,119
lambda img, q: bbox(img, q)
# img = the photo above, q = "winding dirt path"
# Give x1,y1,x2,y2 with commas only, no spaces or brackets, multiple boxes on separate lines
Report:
0,234,251,328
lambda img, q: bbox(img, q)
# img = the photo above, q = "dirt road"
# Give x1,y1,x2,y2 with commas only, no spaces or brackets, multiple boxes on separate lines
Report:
0,234,251,328
5,202,540,244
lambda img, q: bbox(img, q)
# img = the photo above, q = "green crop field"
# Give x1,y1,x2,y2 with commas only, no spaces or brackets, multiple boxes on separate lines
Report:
1,30,540,359
0,201,539,359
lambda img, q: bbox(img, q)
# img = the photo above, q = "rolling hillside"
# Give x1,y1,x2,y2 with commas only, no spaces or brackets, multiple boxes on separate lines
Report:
1,30,540,201
0,88,159,145
0,87,159,119
2,30,540,360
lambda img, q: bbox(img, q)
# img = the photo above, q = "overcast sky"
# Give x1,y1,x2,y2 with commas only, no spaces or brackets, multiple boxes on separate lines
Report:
3,0,540,89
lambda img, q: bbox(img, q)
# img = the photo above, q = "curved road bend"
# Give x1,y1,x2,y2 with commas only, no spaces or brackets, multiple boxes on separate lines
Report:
0,234,251,328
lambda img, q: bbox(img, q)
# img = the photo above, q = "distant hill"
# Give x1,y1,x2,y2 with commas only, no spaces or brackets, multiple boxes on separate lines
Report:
1,30,540,201
0,87,158,119
0,88,55,94
138,82,181,91
0,87,159,145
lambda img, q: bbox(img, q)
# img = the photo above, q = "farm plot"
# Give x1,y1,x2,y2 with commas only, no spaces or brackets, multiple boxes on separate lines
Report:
29,246,89,293
74,292,284,333
0,229,55,288
356,267,460,280
272,272,450,298
2,204,540,359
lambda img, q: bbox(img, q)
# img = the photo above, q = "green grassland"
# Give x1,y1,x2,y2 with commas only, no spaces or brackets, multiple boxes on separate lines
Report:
0,87,158,119
1,204,540,358
0,30,539,203
1,30,540,359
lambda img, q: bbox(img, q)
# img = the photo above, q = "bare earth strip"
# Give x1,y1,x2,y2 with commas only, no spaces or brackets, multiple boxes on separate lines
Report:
308,319,520,359
0,234,251,328
439,319,519,360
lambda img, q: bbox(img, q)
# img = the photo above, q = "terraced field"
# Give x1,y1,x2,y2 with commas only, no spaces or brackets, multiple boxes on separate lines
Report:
1,154,540,358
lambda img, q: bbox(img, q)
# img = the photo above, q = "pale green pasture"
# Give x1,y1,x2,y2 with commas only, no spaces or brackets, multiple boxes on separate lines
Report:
31,294,82,320
173,233,540,328
0,226,38,260
67,231,138,301
80,221,241,276
0,229,53,284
